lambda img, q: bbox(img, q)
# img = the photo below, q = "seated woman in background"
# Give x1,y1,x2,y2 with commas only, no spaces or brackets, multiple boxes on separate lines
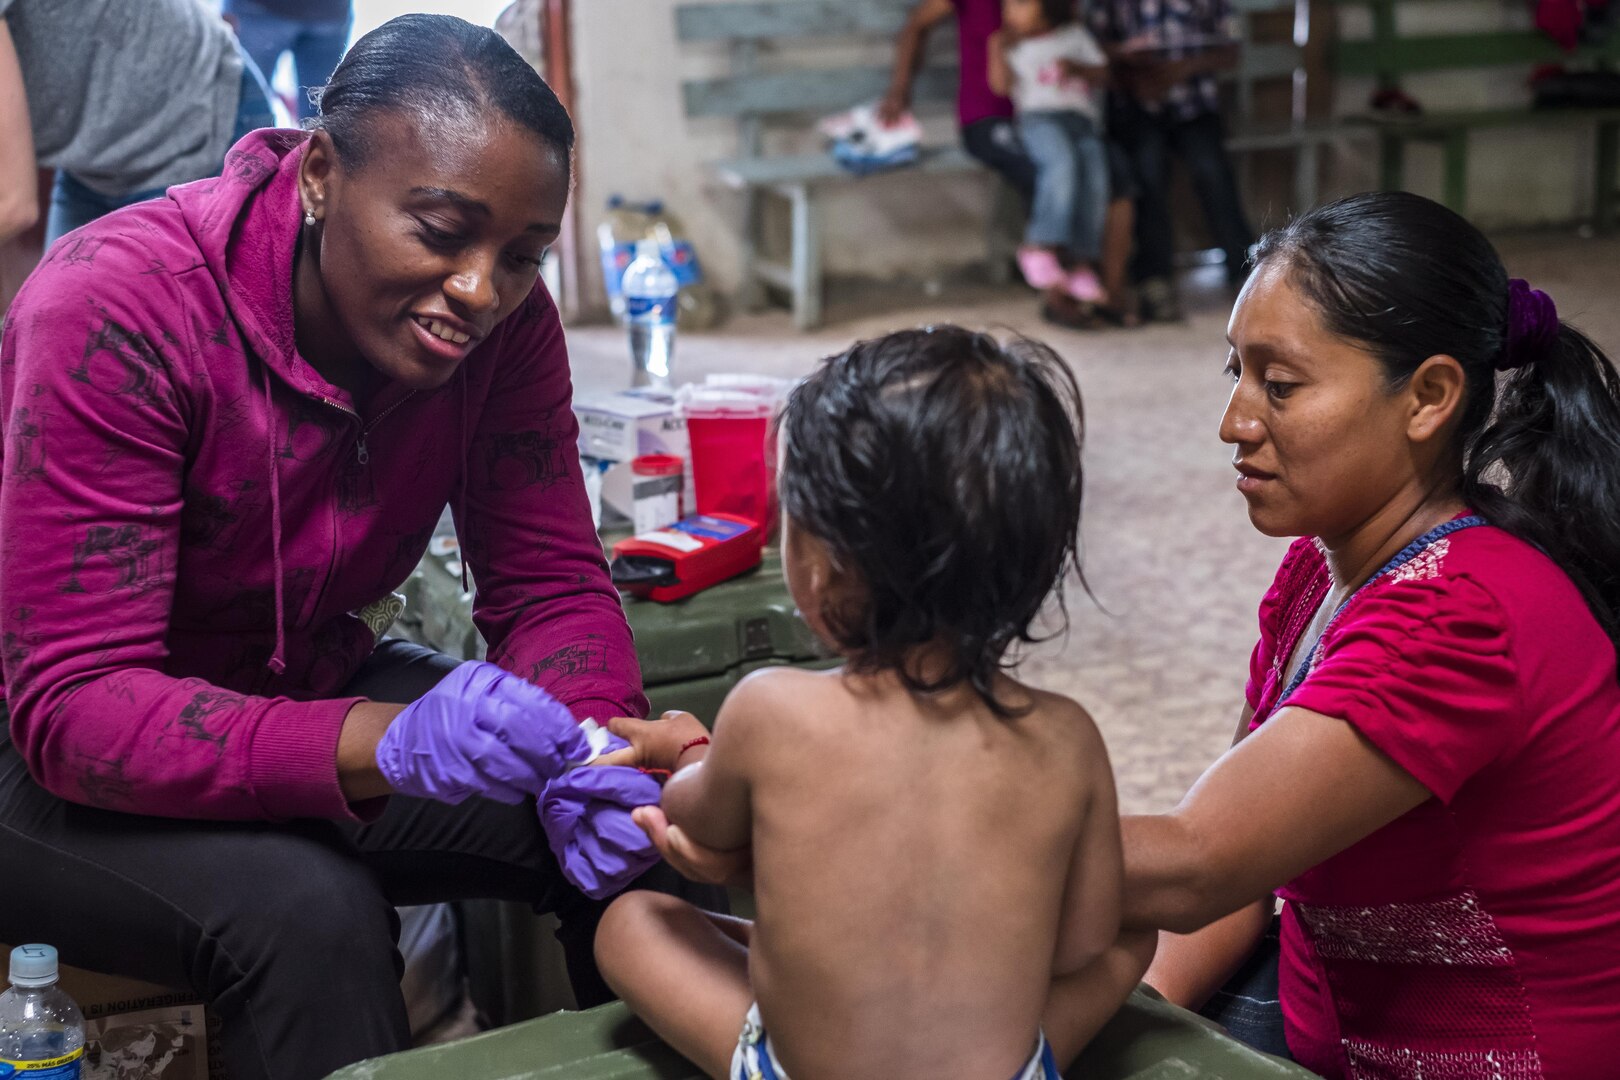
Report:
1126,191,1620,1078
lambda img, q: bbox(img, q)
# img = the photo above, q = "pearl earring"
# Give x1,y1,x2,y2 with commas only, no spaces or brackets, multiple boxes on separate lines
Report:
304,208,316,227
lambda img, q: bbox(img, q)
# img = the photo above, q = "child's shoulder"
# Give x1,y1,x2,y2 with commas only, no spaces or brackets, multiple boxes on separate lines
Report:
1009,681,1109,763
714,665,846,735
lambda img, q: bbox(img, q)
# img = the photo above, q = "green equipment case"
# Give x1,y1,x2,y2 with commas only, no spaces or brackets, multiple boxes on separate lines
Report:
393,545,833,725
324,989,1320,1080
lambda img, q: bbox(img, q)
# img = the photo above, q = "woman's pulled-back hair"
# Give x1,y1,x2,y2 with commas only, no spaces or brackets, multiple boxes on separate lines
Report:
777,326,1086,716
1253,191,1620,643
311,14,574,171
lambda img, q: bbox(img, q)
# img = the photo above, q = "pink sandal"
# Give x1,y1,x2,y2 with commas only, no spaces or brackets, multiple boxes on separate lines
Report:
1017,246,1065,290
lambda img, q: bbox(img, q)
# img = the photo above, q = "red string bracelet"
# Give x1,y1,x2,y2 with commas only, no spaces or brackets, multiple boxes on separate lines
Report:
677,735,711,761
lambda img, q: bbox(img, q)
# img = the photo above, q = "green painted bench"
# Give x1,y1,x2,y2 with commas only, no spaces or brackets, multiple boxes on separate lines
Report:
326,989,1323,1080
677,0,1354,329
1335,0,1620,228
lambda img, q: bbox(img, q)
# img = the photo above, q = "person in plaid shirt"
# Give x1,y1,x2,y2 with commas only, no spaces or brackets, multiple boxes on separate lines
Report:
1088,0,1255,320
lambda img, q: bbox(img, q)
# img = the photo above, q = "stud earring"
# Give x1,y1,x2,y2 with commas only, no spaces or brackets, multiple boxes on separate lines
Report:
304,208,316,227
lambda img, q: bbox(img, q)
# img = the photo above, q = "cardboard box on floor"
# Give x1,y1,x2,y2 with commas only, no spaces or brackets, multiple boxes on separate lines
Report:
0,946,222,1080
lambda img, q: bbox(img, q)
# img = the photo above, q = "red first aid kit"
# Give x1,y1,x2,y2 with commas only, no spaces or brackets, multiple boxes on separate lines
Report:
610,513,765,602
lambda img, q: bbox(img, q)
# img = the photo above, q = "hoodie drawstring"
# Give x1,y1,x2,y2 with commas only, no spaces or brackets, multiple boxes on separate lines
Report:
261,361,288,676
458,368,470,594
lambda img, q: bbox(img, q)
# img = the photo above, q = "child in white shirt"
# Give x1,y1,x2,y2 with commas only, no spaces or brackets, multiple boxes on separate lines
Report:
990,0,1114,314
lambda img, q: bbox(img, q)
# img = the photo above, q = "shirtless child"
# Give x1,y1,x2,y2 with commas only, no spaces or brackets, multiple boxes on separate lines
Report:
594,326,1154,1080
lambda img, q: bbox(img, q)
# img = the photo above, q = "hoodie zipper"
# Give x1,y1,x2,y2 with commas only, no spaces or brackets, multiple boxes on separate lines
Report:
316,393,416,466
356,393,415,465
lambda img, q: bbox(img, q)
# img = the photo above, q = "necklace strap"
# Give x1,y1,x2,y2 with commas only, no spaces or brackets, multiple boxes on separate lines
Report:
1278,515,1486,704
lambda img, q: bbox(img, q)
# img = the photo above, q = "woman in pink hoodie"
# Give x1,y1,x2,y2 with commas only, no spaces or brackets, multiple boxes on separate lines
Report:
0,15,716,1079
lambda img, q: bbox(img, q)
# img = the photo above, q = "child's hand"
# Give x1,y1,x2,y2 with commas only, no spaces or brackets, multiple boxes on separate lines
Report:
594,711,712,773
632,805,754,887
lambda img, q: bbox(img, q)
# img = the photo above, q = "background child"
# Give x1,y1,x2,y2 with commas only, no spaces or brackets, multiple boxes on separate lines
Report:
990,0,1114,324
594,326,1153,1079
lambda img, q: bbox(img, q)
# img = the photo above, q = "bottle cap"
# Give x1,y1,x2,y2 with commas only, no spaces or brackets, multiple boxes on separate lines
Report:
635,239,661,262
9,944,58,988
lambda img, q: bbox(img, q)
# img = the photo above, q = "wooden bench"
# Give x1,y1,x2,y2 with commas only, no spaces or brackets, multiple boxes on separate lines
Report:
676,0,1356,329
324,989,1325,1079
1335,0,1620,229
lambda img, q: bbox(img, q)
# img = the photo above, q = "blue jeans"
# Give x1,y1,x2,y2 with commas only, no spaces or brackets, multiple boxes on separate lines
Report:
230,0,353,121
1198,913,1291,1059
46,59,278,245
1018,111,1110,261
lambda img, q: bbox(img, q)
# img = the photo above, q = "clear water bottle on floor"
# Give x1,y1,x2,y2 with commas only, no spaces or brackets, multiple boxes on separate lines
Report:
0,946,85,1078
597,195,655,325
622,238,678,389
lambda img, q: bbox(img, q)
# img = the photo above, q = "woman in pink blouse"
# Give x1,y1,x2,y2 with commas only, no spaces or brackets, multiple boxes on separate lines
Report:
1126,191,1620,1078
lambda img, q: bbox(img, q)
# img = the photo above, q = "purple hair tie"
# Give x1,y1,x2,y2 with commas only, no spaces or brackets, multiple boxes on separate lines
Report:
1501,278,1559,371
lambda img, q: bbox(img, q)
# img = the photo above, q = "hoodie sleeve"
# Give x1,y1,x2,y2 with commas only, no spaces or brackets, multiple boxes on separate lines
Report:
459,287,648,722
0,257,363,821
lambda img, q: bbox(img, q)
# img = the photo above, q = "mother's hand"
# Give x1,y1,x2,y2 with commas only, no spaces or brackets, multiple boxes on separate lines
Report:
372,660,599,804
632,805,753,888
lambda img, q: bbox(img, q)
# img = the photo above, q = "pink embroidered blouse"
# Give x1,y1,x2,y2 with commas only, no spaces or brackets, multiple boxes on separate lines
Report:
1247,520,1620,1079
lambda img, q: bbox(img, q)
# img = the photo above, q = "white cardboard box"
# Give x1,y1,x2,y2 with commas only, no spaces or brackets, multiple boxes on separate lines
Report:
572,389,689,464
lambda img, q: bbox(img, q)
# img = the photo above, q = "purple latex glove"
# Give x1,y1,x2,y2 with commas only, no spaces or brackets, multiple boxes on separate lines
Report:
376,660,607,804
540,765,664,899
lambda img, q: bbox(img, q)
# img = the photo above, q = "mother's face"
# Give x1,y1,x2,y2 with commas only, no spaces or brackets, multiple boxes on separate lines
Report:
1220,262,1435,544
299,109,569,390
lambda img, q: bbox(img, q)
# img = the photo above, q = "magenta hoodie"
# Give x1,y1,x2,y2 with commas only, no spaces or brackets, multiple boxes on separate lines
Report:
0,130,646,821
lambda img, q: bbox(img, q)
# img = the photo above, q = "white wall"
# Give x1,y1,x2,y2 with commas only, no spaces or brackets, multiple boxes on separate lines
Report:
569,0,998,314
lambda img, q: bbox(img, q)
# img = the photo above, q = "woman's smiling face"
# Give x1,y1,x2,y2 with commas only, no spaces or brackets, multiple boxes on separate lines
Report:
298,109,569,391
1220,261,1434,544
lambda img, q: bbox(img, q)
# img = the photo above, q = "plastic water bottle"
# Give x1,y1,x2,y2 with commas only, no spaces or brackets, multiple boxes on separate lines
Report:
622,239,678,389
650,220,723,331
597,195,654,325
0,946,84,1078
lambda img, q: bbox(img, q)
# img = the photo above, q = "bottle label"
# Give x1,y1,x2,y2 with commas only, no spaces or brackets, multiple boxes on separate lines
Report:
599,242,637,299
1,1046,83,1077
659,240,705,288
625,295,676,326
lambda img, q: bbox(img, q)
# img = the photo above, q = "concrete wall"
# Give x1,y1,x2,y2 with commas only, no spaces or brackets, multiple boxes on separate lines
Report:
569,0,997,315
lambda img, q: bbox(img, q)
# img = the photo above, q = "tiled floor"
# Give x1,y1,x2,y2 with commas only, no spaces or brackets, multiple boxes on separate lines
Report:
566,229,1620,815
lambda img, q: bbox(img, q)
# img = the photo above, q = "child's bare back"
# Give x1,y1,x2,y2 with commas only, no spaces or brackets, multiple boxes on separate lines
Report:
734,664,1119,1078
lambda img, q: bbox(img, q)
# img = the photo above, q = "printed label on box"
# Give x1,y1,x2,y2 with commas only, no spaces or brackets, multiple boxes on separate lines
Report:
634,529,705,554
84,1005,209,1080
675,516,752,542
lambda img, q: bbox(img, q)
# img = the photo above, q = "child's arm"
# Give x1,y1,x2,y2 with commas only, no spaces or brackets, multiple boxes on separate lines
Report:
1061,29,1112,87
986,30,1014,98
659,695,754,852
1053,715,1124,976
606,672,780,853
1059,58,1111,86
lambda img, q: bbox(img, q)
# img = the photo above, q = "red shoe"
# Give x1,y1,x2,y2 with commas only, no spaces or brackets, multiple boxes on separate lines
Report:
1369,87,1424,115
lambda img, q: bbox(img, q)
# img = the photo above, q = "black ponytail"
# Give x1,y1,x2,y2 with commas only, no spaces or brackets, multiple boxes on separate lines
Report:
311,14,574,172
1465,325,1620,634
1253,191,1620,646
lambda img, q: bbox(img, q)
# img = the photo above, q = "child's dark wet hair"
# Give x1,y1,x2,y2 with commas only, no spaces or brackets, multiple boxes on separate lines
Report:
777,325,1085,716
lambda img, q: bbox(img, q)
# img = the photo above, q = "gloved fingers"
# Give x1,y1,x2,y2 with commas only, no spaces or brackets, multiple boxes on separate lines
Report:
474,696,597,774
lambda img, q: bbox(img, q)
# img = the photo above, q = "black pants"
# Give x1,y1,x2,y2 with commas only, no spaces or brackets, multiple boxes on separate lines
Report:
961,116,1037,203
1113,102,1254,283
0,641,724,1080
